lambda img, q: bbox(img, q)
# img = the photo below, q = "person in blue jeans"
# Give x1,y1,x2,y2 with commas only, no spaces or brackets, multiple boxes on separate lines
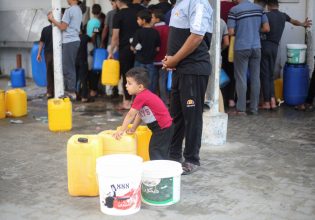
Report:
131,9,160,93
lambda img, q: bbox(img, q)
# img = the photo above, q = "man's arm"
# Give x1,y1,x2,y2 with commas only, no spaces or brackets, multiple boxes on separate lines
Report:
290,17,312,28
48,12,68,31
100,25,109,48
36,41,44,62
108,28,119,59
163,33,204,69
261,22,270,33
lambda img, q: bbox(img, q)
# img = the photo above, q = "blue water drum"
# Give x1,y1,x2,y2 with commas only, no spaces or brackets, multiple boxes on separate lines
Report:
283,63,309,105
113,51,119,60
31,42,47,87
10,68,26,88
93,48,108,71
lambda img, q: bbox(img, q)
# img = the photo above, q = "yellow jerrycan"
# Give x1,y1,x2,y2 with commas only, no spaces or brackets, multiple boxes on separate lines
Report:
98,130,137,155
0,90,5,119
228,36,235,63
117,125,152,161
274,78,283,102
67,135,103,196
5,88,27,117
101,59,120,86
48,98,72,132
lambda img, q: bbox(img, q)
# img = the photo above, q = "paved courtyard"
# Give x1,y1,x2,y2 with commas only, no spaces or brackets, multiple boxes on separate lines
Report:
0,78,315,220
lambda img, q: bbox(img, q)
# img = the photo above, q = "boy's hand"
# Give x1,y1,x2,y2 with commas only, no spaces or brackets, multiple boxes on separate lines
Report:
126,127,136,135
113,130,124,140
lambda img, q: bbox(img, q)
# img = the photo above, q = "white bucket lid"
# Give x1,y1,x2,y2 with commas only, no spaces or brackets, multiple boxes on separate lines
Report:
287,44,307,49
142,160,183,178
96,154,143,177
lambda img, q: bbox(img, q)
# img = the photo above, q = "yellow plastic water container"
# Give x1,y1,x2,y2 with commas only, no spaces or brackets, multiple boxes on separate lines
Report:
0,90,5,119
102,59,120,86
228,36,235,63
67,135,103,196
48,98,72,132
98,130,137,155
5,88,27,117
274,78,283,102
118,125,152,161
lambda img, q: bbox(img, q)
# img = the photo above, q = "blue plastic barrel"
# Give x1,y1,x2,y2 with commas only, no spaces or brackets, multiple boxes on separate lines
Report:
220,68,230,88
31,42,47,87
10,68,26,88
93,48,108,71
283,63,309,105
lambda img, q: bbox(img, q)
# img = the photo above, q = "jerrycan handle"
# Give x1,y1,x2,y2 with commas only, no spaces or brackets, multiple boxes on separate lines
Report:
78,137,88,143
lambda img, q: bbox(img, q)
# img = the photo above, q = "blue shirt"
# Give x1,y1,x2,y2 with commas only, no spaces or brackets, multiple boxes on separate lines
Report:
86,18,101,38
227,0,268,50
62,5,82,43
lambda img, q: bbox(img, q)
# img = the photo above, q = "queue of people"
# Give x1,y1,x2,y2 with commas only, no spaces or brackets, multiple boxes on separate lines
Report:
36,0,314,175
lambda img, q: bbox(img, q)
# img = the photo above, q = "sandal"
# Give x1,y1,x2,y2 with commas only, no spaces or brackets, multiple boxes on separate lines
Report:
228,110,247,116
182,162,200,175
294,104,306,111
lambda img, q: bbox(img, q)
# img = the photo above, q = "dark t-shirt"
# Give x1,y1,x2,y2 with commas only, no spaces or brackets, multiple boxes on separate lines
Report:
113,7,138,49
167,27,212,75
39,25,53,54
128,3,146,12
155,2,172,14
263,9,291,44
76,34,90,63
132,27,160,64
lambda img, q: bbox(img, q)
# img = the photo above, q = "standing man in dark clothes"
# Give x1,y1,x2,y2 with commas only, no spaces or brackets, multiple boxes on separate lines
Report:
76,25,90,102
220,0,237,108
155,0,171,15
260,0,312,110
108,0,138,110
129,0,146,12
37,22,54,99
163,0,213,175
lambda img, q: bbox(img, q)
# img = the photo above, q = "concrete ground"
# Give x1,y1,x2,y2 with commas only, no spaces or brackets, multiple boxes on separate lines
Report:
0,77,315,220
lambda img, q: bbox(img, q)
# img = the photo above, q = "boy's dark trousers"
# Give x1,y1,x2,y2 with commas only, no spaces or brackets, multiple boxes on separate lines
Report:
147,121,174,160
44,52,54,96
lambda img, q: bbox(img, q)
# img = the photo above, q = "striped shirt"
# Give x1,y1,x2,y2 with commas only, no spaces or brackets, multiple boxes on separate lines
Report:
227,0,268,50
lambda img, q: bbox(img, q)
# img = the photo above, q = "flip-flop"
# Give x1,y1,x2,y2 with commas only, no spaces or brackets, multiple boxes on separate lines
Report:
182,162,200,175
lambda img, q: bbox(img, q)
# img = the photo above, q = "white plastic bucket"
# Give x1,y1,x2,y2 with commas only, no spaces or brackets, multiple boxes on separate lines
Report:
96,154,143,216
287,44,307,64
141,160,183,206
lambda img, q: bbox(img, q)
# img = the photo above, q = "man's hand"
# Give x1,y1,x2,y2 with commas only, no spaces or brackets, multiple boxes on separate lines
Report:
162,55,178,70
47,12,54,22
36,54,42,62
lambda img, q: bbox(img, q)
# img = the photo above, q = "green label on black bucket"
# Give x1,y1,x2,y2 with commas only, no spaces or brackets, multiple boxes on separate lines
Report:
141,177,174,205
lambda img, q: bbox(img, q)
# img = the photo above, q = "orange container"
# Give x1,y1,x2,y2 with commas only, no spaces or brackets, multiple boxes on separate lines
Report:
98,130,137,155
101,59,120,86
48,98,72,132
0,90,5,119
274,78,283,102
116,125,152,161
67,135,103,196
5,88,27,117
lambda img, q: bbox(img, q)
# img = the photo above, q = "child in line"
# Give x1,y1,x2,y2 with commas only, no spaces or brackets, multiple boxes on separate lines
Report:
76,24,90,102
151,9,170,106
113,67,173,160
131,9,160,93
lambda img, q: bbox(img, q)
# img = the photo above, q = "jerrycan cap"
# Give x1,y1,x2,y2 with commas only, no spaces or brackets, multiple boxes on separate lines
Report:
78,137,88,143
64,97,70,102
